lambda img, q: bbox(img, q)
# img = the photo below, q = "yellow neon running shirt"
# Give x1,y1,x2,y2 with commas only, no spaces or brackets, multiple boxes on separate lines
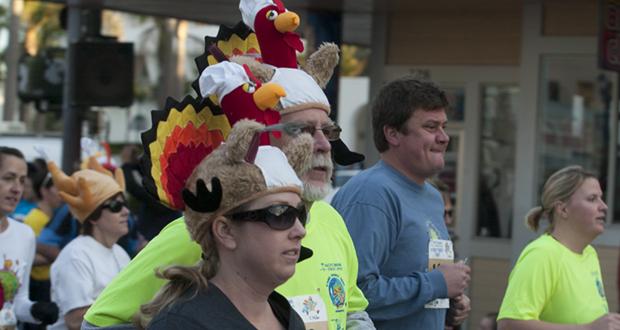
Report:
498,234,608,324
85,202,368,330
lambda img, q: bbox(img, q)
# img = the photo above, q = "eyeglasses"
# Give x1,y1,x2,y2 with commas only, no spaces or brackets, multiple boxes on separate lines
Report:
444,209,453,218
101,199,127,213
228,204,307,230
286,122,342,141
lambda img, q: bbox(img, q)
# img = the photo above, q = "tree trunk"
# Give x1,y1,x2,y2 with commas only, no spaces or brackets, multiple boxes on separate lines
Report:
155,18,187,106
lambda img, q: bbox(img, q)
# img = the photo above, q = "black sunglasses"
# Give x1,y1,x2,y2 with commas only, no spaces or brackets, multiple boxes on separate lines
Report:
100,199,127,213
228,204,307,230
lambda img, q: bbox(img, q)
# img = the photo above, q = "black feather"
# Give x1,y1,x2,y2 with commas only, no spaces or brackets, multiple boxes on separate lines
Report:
331,139,365,166
182,177,223,212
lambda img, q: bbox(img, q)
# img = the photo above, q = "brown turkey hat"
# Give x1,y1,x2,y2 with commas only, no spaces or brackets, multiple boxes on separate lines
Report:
181,119,313,253
47,157,125,222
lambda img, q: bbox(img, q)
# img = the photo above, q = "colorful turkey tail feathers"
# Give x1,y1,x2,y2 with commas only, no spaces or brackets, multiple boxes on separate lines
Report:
140,96,231,210
192,22,261,98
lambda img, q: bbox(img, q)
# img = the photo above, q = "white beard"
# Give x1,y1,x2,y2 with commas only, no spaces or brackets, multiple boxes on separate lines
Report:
303,180,333,201
301,152,333,201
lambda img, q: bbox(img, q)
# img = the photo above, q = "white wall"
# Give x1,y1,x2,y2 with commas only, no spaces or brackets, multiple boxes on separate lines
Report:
0,135,63,164
337,76,370,153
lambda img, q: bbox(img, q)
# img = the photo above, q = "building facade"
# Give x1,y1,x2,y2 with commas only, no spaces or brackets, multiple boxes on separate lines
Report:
363,0,619,327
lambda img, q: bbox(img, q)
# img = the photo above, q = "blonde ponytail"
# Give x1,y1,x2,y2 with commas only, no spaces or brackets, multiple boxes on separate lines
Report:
524,206,544,232
528,165,597,233
134,258,217,329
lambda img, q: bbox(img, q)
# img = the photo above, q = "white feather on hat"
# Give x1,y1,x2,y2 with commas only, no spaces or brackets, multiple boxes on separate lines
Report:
239,0,276,31
199,61,251,103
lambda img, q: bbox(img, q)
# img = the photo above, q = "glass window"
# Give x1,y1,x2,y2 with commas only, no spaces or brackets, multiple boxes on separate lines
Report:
477,85,519,238
537,55,613,217
436,132,460,239
445,87,466,122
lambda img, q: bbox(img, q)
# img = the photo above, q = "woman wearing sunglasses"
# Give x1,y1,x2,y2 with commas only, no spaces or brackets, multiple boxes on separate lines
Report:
46,158,131,330
135,120,311,330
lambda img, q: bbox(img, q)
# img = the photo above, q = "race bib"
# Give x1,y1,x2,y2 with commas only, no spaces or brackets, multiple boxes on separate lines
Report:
288,294,329,330
425,239,454,309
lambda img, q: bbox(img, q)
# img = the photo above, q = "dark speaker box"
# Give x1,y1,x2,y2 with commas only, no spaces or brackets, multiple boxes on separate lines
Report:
71,41,134,107
17,48,65,104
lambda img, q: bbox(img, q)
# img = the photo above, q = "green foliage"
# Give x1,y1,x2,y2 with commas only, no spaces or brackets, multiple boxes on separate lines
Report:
340,44,370,77
22,2,65,54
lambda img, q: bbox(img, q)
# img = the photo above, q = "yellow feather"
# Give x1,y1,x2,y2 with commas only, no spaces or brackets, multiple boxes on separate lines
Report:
146,100,232,209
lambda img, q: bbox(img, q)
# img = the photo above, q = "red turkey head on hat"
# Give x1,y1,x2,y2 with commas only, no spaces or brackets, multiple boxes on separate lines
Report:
199,60,286,145
239,0,303,68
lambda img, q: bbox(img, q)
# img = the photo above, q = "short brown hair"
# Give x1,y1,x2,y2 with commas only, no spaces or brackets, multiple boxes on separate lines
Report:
0,146,25,168
371,77,449,152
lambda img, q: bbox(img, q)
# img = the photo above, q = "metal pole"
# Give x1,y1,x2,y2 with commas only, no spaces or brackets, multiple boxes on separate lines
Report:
61,6,85,173
61,0,103,172
3,0,23,122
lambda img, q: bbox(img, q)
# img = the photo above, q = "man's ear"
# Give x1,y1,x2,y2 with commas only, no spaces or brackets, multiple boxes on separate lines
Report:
211,216,237,250
383,126,401,147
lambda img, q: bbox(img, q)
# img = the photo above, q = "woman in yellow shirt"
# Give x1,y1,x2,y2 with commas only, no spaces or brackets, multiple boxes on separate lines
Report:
498,166,620,329
23,169,62,313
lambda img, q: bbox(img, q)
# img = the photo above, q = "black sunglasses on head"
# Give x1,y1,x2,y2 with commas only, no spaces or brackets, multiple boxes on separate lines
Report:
228,204,307,230
100,199,127,213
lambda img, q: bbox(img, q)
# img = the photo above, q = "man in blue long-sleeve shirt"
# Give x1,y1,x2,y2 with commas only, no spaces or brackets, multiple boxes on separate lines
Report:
332,77,471,329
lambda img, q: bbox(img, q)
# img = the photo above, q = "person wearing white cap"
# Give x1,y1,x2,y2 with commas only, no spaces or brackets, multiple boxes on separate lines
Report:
83,8,372,330
201,53,373,329
136,120,310,329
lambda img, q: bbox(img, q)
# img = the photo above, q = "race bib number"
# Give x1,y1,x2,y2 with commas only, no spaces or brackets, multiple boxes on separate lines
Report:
425,239,454,309
288,294,329,330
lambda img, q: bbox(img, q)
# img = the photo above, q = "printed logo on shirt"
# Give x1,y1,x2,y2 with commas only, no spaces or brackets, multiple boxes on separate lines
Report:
320,262,343,272
595,278,605,298
333,318,344,330
326,274,346,310
590,270,606,298
288,294,328,330
0,258,21,304
0,257,20,326
302,296,319,316
427,221,441,241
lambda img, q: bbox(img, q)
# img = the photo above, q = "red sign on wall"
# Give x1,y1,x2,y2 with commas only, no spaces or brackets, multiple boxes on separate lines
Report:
600,0,620,71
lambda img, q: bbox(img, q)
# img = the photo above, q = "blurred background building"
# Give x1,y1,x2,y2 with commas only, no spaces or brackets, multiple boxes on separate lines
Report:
0,0,617,328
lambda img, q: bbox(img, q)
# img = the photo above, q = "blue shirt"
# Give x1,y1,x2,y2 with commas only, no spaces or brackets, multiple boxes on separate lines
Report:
38,204,78,248
10,199,36,222
331,160,449,330
39,204,140,257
